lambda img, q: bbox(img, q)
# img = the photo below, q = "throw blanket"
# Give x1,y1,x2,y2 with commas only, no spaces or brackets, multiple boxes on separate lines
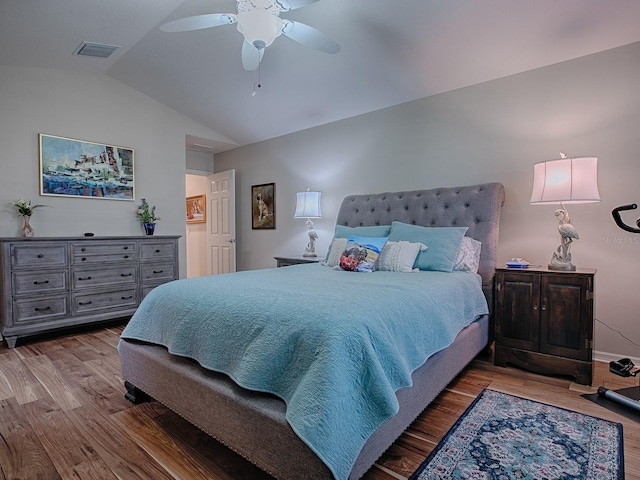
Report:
119,265,489,479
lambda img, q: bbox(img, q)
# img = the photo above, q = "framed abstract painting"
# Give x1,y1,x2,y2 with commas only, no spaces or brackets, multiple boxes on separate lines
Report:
39,133,134,200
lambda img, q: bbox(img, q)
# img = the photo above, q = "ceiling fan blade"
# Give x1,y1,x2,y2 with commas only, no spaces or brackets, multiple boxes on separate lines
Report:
160,13,236,33
242,40,265,71
275,0,319,12
281,20,340,54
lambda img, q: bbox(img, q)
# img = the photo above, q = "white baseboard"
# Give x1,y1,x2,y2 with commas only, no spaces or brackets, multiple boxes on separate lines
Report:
594,350,640,365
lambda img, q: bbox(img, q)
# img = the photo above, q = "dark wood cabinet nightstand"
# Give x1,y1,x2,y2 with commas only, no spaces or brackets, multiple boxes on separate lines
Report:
494,266,596,385
274,256,322,267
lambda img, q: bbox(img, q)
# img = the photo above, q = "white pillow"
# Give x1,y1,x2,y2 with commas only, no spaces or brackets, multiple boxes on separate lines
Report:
324,237,348,267
378,241,427,272
453,237,482,273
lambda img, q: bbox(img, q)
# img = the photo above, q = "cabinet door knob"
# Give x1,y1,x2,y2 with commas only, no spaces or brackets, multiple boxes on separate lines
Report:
533,305,538,310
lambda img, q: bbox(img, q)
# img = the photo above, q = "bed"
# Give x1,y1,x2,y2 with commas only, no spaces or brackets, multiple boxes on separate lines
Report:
118,182,505,480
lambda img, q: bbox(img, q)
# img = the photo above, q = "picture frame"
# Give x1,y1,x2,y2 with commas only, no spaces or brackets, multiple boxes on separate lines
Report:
186,194,206,224
39,133,134,200
251,183,275,229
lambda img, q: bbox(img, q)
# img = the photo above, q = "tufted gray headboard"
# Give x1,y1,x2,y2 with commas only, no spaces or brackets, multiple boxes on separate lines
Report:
336,182,505,299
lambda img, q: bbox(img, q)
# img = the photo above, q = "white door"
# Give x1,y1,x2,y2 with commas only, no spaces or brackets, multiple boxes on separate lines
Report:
207,169,236,275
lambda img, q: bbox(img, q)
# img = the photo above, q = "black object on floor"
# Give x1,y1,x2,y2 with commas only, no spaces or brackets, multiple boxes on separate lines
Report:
583,386,640,423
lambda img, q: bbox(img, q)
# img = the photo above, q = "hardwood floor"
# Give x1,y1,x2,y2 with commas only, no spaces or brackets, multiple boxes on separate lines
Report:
0,324,638,479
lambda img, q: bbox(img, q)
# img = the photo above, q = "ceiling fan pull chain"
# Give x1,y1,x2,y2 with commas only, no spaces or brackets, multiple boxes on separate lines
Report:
251,50,262,96
252,68,257,96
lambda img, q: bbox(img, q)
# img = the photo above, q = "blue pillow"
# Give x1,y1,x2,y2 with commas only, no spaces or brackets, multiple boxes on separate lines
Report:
387,222,468,272
339,236,388,272
334,224,391,238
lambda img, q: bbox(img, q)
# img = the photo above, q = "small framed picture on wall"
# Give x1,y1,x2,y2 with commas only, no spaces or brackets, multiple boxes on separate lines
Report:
251,183,275,229
186,194,206,224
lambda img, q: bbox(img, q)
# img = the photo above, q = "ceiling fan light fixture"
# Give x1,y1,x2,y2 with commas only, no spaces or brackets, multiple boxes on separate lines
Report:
237,10,283,48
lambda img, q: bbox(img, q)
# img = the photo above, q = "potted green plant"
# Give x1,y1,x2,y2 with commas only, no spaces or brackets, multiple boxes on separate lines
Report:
10,199,48,237
137,198,160,235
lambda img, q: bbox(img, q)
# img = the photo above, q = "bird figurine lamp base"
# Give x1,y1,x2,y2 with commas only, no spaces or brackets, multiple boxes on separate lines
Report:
302,218,318,257
548,259,576,271
548,204,578,271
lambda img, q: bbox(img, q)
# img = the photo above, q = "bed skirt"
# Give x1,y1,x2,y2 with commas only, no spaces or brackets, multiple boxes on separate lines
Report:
119,315,489,479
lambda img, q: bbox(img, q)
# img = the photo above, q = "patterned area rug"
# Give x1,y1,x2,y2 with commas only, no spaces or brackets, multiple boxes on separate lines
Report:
409,389,624,480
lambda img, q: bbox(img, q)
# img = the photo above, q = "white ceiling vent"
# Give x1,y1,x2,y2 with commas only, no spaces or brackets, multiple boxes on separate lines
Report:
73,41,120,58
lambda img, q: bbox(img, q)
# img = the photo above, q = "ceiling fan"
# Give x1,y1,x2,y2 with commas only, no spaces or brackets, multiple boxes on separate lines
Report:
160,0,341,71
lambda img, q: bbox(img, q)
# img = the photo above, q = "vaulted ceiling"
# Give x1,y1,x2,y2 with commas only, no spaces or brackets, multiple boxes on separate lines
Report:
2,0,640,153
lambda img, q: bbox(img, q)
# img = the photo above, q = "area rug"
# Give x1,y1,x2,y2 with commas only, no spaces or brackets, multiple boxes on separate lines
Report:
409,389,623,480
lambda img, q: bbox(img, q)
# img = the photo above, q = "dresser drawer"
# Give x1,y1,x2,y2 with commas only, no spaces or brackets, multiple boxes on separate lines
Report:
140,241,176,261
71,242,137,264
72,288,138,315
10,244,67,268
141,262,175,283
13,295,69,325
72,265,137,290
13,270,68,296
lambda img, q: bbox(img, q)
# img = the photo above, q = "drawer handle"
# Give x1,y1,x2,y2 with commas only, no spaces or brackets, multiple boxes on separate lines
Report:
153,270,164,274
123,255,129,259
37,254,44,258
78,276,92,281
121,295,133,300
155,249,161,253
124,246,129,250
34,306,51,312
121,273,132,277
78,301,93,306
33,280,50,285
81,257,87,261
81,247,86,252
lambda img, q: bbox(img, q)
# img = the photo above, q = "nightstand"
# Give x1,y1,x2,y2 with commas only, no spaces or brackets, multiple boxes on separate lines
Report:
274,256,322,267
494,266,596,385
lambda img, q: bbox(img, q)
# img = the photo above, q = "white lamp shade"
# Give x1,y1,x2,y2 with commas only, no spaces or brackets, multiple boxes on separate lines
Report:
530,157,600,204
294,191,322,218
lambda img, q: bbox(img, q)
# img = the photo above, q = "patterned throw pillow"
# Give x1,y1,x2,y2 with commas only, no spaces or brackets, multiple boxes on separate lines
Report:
453,237,482,273
339,236,388,272
378,241,427,272
325,237,349,267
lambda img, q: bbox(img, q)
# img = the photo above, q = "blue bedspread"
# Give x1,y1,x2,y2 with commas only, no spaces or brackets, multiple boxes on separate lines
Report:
119,264,488,479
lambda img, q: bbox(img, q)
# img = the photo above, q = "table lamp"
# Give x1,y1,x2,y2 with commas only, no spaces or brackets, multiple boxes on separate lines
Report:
530,154,600,270
294,189,322,257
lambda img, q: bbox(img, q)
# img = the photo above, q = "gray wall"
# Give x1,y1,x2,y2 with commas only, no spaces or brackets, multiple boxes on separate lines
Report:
0,65,224,278
215,41,640,360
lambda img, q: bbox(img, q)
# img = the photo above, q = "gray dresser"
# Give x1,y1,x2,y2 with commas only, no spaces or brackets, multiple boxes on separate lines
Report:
0,235,179,348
